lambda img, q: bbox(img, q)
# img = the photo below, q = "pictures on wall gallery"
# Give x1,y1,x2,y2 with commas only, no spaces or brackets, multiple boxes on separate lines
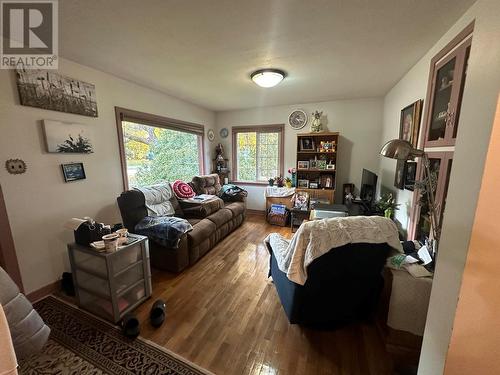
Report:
61,163,86,182
399,99,423,148
43,120,94,154
395,99,423,189
16,68,98,117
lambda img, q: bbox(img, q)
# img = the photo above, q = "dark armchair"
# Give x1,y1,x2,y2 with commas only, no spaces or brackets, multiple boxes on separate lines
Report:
266,241,391,327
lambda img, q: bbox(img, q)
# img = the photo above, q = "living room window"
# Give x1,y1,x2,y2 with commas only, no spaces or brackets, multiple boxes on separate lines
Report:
115,107,204,189
232,125,284,184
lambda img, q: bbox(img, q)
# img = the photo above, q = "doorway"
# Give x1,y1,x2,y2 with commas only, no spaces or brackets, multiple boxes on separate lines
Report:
0,184,23,291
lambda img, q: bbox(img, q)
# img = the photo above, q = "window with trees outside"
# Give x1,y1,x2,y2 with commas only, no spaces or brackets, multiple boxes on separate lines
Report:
232,125,284,183
116,108,204,189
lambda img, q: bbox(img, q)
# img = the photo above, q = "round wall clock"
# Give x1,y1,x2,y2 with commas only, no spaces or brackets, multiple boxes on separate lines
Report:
288,110,308,130
207,129,215,142
219,128,229,138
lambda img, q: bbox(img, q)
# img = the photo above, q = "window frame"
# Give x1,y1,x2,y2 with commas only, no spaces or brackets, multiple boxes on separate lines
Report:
115,107,205,191
231,124,284,185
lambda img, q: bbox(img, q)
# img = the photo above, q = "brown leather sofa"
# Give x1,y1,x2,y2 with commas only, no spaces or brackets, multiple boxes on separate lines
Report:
117,174,246,272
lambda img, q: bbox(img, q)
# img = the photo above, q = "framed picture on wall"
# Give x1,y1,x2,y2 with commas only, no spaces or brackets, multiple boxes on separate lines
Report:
61,162,86,182
394,160,406,190
399,99,423,148
404,161,417,191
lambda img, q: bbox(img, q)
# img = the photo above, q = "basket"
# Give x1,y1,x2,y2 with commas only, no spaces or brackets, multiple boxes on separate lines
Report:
267,204,289,226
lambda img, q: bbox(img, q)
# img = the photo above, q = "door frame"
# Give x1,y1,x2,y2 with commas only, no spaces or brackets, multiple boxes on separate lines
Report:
0,184,24,291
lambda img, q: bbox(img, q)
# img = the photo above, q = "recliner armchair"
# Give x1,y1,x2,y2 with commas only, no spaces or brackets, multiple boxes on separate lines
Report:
266,241,391,326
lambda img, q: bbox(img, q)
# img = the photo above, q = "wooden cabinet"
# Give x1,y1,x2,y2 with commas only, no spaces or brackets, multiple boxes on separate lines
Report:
296,132,338,204
422,36,472,147
410,152,453,241
409,22,473,241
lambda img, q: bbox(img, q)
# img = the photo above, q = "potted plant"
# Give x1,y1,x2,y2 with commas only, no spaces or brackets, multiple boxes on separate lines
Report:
285,177,292,188
275,176,284,188
374,193,400,219
268,178,275,187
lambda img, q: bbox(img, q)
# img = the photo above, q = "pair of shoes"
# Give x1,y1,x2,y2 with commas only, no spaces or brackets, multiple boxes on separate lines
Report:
121,299,167,338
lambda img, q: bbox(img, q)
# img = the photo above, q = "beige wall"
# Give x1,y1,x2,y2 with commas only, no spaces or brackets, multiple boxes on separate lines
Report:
416,0,500,374
444,96,500,374
214,98,384,210
0,58,215,294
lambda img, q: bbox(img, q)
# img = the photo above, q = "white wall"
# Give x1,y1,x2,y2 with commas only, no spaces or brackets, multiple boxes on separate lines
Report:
214,98,384,210
0,58,215,294
378,0,500,374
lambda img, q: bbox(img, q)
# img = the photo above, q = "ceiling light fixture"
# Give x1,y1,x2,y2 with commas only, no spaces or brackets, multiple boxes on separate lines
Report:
251,69,286,88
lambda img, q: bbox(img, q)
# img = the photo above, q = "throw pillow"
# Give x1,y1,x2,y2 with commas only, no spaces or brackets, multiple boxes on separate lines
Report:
172,180,195,199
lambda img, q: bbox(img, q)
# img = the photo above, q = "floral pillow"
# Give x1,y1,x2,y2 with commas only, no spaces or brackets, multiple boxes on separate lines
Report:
172,180,195,199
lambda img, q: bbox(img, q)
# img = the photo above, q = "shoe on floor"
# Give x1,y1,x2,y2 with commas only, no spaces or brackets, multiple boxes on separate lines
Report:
150,299,166,328
121,313,140,338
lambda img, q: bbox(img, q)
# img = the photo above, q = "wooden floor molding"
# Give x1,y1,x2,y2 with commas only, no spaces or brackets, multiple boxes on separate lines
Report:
27,280,59,303
135,214,393,375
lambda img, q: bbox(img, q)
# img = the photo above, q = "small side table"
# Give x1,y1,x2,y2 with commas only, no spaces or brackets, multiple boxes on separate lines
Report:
290,208,310,232
68,234,152,323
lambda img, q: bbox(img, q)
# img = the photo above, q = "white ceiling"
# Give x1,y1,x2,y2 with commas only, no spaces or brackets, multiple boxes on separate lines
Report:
59,0,474,111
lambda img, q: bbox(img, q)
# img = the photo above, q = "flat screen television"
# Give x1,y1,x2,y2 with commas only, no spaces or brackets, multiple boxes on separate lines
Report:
360,169,378,205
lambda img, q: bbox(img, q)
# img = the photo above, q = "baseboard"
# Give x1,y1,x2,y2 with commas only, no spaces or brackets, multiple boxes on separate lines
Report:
27,280,59,303
247,209,266,215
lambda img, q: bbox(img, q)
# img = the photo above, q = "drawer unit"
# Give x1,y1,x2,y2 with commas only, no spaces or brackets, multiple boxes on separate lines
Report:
68,234,152,323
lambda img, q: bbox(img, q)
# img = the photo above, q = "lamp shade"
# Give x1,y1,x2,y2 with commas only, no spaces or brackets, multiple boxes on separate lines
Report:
380,139,424,160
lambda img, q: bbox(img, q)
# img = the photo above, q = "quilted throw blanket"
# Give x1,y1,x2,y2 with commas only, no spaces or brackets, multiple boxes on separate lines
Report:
135,216,192,248
265,216,403,285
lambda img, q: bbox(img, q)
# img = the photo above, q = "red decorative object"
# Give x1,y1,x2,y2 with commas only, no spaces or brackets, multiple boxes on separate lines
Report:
172,180,195,199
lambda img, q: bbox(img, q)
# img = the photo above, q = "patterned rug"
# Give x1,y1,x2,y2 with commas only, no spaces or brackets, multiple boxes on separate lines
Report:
19,296,212,375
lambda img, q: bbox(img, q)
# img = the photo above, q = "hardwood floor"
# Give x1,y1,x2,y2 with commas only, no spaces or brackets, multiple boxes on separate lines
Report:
135,213,393,375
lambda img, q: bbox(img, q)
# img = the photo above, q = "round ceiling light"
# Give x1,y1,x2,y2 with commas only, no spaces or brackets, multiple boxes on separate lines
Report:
250,69,286,88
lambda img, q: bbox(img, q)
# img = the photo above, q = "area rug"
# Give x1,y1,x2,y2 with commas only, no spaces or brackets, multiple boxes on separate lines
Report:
19,295,212,375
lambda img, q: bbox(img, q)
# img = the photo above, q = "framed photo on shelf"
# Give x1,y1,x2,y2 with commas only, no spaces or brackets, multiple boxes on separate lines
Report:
297,179,309,188
309,182,319,189
297,160,309,170
320,174,334,188
326,163,335,170
317,160,327,170
319,141,335,152
61,162,86,182
399,99,423,148
404,161,417,191
309,160,317,169
394,160,406,189
293,191,310,210
300,138,315,151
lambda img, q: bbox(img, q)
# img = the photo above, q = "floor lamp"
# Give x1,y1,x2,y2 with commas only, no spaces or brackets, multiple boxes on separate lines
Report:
380,139,440,244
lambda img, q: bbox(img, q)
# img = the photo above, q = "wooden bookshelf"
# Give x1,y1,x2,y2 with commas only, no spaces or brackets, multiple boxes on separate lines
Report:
296,132,339,204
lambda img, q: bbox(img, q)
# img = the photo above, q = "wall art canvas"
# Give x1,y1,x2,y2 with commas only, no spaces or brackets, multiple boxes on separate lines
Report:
16,68,98,117
399,99,422,148
43,120,94,154
61,163,86,182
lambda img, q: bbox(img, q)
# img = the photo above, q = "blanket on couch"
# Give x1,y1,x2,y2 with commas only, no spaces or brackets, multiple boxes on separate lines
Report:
265,216,402,285
135,216,192,248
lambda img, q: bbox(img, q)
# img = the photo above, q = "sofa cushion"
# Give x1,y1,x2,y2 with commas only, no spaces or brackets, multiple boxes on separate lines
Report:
224,201,246,218
172,180,195,199
187,219,217,246
191,174,222,195
180,197,224,218
187,218,201,226
206,208,233,227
